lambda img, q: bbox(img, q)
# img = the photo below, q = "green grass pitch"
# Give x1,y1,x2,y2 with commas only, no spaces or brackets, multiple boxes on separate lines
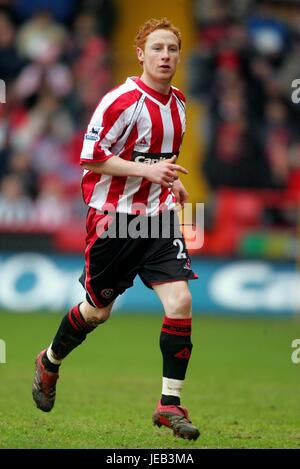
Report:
0,311,300,448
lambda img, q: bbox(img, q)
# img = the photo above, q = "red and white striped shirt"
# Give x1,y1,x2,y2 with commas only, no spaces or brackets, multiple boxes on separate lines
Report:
80,76,186,216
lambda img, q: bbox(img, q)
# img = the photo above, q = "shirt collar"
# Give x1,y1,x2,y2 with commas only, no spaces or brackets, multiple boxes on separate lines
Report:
131,76,172,105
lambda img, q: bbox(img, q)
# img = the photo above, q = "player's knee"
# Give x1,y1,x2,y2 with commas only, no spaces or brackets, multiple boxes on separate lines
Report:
87,308,111,327
166,289,192,318
80,301,112,327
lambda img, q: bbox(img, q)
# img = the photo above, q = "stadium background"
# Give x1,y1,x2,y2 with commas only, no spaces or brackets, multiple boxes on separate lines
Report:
0,0,300,449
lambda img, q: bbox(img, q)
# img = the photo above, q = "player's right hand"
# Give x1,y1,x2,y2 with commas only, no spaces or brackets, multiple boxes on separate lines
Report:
144,155,188,187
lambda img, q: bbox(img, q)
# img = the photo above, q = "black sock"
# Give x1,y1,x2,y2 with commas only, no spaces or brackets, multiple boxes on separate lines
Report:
161,395,180,406
45,304,96,367
160,316,192,406
42,353,60,373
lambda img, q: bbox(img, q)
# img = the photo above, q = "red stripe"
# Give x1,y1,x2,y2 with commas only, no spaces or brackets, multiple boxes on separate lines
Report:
99,89,141,143
170,96,183,153
145,98,163,153
103,175,127,211
72,305,86,328
72,305,95,332
122,123,139,160
80,83,186,214
132,179,151,214
159,187,171,211
103,124,139,210
84,208,105,308
68,311,79,331
172,87,186,103
163,316,192,327
161,328,191,337
161,316,192,336
158,97,183,210
91,89,141,162
81,172,102,205
91,83,122,114
142,98,164,212
131,98,152,211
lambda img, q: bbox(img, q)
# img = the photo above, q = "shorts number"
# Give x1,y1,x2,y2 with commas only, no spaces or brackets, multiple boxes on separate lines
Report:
173,239,187,259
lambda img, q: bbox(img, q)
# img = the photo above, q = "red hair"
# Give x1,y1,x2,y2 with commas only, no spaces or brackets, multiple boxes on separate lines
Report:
134,18,181,51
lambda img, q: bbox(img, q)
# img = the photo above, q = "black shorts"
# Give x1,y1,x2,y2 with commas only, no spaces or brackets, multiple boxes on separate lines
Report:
79,208,198,307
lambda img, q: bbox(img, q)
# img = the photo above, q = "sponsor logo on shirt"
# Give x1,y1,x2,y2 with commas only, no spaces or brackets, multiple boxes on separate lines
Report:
131,151,179,164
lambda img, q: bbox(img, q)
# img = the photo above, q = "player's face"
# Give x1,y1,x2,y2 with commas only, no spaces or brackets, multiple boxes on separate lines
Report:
137,29,180,86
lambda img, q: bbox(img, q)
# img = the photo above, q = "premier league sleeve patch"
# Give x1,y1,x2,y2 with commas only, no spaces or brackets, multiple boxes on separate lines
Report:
84,125,103,142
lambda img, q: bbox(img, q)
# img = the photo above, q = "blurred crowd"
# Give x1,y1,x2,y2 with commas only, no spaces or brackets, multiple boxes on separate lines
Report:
190,0,300,199
0,0,299,241
0,0,116,228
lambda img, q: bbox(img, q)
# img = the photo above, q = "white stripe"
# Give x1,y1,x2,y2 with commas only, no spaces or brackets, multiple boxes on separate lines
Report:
160,108,174,153
91,80,136,123
111,102,140,155
146,183,161,216
117,102,151,213
164,192,175,209
176,99,186,135
81,77,185,214
117,176,143,213
162,377,184,397
81,81,138,161
89,174,113,209
99,110,126,153
80,137,96,160
135,101,152,152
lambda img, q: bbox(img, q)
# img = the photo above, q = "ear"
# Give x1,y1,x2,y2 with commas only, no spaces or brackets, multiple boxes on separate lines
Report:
136,47,144,64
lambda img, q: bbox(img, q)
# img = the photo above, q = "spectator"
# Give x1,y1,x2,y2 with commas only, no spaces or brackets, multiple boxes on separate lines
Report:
13,0,77,23
262,98,294,188
0,11,23,83
16,10,68,61
0,173,32,225
0,2,115,231
246,1,288,60
203,91,269,188
34,178,71,228
8,151,39,199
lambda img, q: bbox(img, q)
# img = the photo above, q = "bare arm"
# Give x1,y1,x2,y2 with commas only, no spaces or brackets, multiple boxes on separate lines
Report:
172,178,189,209
82,156,144,178
82,155,188,188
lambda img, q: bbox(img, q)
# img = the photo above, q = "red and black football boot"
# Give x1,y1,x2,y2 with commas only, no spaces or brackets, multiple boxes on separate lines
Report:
32,349,59,412
152,400,200,440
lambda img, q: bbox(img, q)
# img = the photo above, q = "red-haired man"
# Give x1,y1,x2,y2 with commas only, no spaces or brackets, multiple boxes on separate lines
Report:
32,18,199,441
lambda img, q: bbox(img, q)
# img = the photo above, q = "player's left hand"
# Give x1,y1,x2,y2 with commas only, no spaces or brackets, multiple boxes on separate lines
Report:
171,179,189,209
